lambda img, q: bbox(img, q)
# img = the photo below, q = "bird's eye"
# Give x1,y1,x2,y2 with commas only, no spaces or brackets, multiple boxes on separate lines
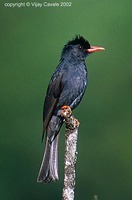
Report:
78,45,82,49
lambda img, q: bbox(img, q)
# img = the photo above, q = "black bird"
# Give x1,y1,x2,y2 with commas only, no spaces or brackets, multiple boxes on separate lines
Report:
37,36,105,183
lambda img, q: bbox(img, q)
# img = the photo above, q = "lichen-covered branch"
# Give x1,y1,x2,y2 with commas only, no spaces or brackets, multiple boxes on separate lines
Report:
61,106,80,200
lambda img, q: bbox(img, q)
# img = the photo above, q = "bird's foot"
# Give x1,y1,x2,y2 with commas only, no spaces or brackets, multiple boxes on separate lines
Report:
61,106,72,118
61,106,80,129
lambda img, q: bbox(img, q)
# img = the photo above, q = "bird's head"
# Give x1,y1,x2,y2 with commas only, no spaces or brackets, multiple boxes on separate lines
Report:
61,35,105,61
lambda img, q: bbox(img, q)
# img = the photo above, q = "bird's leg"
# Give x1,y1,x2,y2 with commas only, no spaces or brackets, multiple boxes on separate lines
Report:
61,106,80,130
61,106,72,118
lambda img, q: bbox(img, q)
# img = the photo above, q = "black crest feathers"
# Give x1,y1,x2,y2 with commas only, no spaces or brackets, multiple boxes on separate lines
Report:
67,35,90,49
62,35,90,56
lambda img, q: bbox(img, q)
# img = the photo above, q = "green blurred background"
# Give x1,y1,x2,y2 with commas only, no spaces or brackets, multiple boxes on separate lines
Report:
0,0,132,199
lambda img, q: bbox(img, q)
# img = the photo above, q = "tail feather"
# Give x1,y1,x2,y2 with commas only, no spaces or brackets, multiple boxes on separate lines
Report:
50,135,59,180
37,135,59,183
37,115,62,183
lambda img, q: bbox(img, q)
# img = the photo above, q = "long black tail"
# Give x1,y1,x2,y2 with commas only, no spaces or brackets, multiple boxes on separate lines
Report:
37,115,63,183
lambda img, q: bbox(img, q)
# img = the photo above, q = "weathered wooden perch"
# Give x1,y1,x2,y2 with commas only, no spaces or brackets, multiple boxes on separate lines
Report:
61,106,80,200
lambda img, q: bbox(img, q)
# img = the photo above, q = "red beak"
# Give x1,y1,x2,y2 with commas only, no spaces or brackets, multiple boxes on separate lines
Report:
87,46,105,53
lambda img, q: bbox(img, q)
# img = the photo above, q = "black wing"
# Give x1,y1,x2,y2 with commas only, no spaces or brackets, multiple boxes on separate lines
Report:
42,72,63,141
